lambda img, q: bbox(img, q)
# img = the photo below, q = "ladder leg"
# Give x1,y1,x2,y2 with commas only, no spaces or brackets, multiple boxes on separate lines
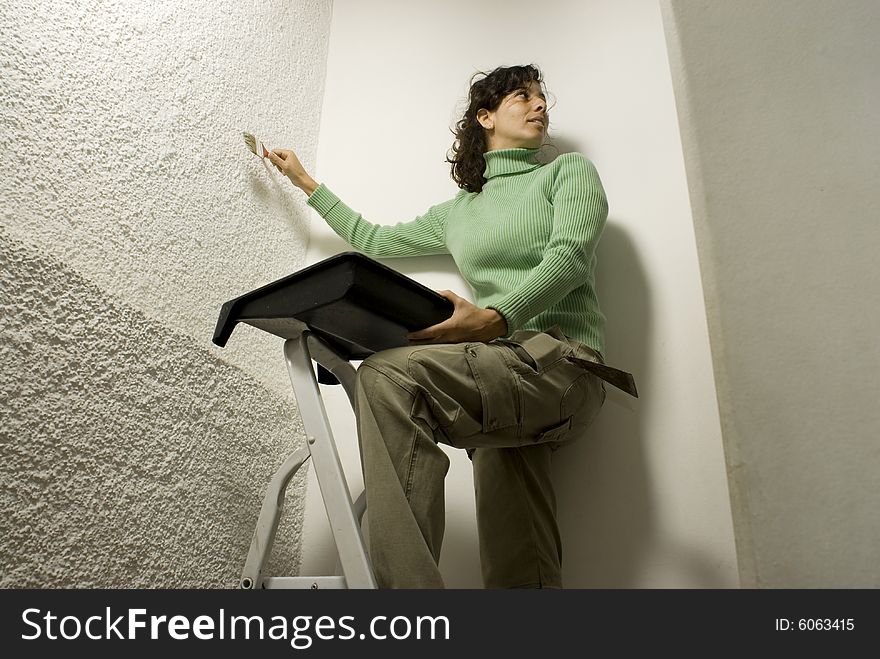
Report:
240,446,311,589
285,335,377,589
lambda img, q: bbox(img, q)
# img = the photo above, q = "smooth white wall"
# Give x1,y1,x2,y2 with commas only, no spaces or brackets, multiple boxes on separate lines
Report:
300,0,738,587
1,0,331,586
661,0,880,587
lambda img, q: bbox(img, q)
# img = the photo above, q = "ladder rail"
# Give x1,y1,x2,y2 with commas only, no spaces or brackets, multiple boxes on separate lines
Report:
282,333,376,589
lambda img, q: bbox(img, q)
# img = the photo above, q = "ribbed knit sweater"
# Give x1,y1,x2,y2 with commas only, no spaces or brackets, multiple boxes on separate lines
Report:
306,147,608,354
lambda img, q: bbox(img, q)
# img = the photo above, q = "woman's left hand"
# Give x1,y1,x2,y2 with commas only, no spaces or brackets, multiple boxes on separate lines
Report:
407,290,508,344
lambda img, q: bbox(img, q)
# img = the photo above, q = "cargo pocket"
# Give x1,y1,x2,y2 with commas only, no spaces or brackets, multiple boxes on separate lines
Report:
497,329,574,375
498,330,592,442
463,342,520,432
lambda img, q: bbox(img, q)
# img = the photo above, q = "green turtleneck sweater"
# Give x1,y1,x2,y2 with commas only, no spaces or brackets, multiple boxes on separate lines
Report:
306,147,608,354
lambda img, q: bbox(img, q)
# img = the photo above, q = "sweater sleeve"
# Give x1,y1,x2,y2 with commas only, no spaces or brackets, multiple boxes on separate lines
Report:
486,153,608,332
307,183,455,257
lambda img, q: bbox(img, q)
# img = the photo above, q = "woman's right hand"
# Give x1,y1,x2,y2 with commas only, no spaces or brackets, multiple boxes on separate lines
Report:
267,148,318,196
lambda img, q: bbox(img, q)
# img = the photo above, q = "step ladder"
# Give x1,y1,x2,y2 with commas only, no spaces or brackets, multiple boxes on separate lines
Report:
239,324,375,589
211,252,454,590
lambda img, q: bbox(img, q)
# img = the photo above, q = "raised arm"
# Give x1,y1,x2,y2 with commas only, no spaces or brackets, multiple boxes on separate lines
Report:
269,148,453,258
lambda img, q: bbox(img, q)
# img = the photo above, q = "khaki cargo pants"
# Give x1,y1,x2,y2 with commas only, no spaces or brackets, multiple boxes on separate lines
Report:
354,325,606,589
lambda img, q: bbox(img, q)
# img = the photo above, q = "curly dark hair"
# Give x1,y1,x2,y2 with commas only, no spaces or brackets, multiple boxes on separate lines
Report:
447,64,550,193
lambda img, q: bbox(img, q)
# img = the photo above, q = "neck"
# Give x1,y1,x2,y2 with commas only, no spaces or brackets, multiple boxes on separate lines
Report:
487,138,541,151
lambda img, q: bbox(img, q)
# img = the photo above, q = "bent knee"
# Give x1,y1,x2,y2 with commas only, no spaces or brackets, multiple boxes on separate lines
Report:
361,345,415,372
357,350,417,396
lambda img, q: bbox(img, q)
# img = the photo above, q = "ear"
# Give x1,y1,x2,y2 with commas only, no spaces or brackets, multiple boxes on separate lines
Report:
476,108,494,130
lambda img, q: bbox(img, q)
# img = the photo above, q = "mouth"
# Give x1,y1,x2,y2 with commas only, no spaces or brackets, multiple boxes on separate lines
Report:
527,119,545,129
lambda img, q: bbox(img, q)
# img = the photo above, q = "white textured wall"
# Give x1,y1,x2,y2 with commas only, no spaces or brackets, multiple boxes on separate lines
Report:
2,0,331,395
661,0,880,587
300,0,738,588
1,0,332,586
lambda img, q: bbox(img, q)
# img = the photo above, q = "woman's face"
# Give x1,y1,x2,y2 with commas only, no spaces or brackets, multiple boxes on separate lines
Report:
477,80,547,151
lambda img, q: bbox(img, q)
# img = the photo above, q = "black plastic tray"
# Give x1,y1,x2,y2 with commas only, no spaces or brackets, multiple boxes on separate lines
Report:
212,252,454,360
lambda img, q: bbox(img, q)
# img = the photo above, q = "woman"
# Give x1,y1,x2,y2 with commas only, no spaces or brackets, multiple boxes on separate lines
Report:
269,64,633,589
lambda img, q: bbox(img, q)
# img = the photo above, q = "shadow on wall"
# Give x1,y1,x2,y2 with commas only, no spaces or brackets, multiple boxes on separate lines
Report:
553,220,653,587
555,221,732,588
543,135,649,586
247,160,310,244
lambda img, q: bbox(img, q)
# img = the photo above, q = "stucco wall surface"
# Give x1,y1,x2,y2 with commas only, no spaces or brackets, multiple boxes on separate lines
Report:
1,0,331,395
1,0,333,586
1,233,306,587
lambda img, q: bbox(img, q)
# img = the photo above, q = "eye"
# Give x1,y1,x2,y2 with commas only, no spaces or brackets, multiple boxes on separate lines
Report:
516,90,528,98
